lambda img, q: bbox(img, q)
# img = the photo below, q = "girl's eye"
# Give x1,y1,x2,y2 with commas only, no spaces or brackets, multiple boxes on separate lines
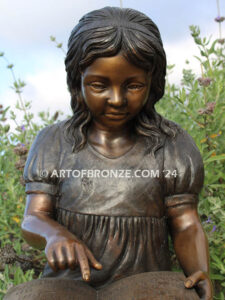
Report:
127,84,144,90
90,83,106,91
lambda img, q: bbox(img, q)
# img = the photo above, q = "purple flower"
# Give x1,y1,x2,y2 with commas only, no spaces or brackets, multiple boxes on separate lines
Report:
206,102,216,113
21,125,25,132
198,77,212,87
211,225,217,233
218,38,225,44
198,102,216,116
215,16,225,23
205,216,213,224
14,143,28,156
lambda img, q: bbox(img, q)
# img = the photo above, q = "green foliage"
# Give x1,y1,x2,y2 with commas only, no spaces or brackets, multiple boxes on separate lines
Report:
0,266,34,298
0,52,62,299
0,24,225,299
156,25,225,298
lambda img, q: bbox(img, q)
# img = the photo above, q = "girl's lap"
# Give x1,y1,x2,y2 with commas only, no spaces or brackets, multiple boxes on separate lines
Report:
4,272,200,300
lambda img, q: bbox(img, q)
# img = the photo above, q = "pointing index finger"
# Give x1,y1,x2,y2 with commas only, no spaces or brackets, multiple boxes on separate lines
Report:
75,244,90,281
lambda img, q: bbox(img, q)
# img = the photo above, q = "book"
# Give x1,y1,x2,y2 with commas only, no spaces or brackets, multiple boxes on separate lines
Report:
4,271,199,300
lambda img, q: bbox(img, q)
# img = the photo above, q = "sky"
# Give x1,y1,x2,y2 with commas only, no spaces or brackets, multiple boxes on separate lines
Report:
0,0,224,123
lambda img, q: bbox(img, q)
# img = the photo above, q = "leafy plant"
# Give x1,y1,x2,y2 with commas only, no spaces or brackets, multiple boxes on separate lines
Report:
156,21,225,299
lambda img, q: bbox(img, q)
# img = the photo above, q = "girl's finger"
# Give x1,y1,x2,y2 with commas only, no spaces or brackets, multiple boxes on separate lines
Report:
75,243,90,281
65,244,77,270
46,248,57,272
85,246,102,270
54,246,67,270
184,270,206,288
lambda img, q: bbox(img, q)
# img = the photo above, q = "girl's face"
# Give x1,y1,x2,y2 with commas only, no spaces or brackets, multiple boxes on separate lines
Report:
81,54,151,129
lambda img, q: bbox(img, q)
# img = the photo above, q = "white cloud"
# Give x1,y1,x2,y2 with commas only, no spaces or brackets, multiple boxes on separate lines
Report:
164,23,219,85
0,0,111,46
1,63,71,130
25,66,71,115
165,37,201,85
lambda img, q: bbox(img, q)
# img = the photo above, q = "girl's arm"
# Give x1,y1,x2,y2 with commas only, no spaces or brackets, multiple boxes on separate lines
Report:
21,194,102,281
167,203,213,300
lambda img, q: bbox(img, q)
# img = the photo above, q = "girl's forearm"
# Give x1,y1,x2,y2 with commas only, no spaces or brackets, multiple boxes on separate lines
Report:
168,205,210,275
21,194,72,249
172,221,209,275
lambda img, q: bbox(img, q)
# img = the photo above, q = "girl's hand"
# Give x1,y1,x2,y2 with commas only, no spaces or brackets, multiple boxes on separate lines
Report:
184,270,213,300
45,232,102,281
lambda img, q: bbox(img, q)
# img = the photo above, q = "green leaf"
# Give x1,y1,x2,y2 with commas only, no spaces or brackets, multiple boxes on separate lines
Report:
7,64,14,69
205,154,225,163
4,125,10,133
210,274,225,280
195,37,202,45
209,184,225,189
208,40,218,54
200,50,207,57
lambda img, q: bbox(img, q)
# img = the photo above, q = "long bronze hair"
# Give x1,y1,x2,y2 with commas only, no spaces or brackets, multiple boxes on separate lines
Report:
64,7,178,155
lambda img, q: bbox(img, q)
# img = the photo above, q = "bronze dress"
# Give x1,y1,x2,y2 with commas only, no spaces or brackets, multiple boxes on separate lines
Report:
23,120,204,289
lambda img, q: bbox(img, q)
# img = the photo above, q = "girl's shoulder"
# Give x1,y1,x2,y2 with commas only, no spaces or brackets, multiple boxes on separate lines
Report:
34,119,68,143
163,120,201,157
162,121,204,197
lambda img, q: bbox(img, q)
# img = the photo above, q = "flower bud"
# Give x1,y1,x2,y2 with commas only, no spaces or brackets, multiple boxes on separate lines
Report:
53,111,59,121
215,16,225,23
14,144,28,156
15,159,26,170
218,39,225,44
198,77,212,87
206,102,216,113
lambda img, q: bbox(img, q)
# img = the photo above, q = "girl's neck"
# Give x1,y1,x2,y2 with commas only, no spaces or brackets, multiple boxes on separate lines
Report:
87,121,137,158
88,120,134,142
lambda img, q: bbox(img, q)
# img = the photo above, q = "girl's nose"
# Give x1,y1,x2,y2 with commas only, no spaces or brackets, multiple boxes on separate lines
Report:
107,88,126,107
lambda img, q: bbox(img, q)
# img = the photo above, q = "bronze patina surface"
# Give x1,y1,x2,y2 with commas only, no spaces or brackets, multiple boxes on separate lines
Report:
5,272,199,300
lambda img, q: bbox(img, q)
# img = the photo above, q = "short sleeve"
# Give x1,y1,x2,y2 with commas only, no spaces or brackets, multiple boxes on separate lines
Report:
23,123,62,196
163,126,204,208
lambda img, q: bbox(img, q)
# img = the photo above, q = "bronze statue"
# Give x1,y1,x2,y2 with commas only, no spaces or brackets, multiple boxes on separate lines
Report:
4,6,213,300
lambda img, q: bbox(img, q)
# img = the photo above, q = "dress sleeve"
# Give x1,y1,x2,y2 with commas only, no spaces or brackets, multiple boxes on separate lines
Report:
163,127,204,208
23,124,62,196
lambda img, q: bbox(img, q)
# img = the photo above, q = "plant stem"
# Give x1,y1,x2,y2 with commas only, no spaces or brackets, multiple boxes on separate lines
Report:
200,64,213,152
216,0,222,39
51,39,66,55
2,56,32,134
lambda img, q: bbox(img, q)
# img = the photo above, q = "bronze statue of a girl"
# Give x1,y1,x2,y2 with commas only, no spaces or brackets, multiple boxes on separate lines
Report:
4,6,213,300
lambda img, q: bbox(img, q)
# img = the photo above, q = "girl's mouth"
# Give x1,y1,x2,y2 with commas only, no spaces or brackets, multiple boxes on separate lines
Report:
104,113,128,119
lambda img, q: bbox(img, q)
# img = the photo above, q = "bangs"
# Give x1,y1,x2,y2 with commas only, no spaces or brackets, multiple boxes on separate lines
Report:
78,25,158,73
79,27,123,70
121,28,156,72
